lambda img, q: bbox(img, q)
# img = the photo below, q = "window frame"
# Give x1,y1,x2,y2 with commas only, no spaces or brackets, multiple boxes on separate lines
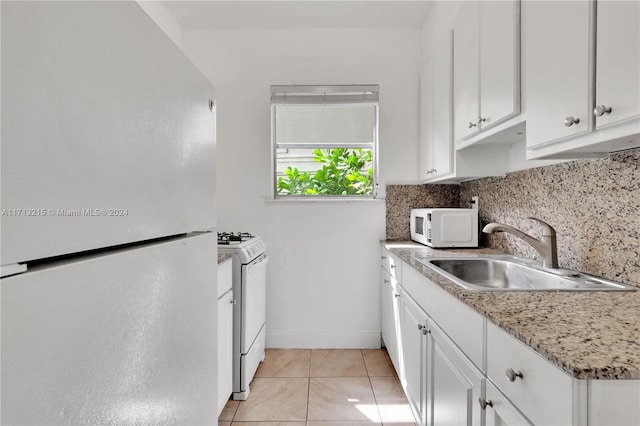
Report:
270,85,380,199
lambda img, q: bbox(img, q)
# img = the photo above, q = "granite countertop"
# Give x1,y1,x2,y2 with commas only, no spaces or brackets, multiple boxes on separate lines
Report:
384,240,640,380
218,251,233,264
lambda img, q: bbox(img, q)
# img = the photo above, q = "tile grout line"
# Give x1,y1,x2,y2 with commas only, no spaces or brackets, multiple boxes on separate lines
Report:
362,349,387,424
307,349,312,422
368,374,384,425
361,349,370,376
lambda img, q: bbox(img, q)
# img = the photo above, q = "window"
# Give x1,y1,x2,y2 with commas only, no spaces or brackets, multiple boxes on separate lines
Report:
271,85,379,198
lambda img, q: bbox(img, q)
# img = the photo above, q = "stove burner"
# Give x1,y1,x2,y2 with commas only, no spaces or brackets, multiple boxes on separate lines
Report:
218,231,255,244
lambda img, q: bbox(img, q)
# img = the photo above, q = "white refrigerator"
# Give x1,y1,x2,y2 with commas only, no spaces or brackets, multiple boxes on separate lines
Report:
1,2,218,424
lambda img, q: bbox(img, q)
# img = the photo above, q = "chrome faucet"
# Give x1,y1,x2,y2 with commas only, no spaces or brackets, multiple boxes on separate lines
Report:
482,217,559,269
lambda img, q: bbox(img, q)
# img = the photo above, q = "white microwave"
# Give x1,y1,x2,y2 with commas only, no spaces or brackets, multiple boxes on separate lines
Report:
410,208,478,248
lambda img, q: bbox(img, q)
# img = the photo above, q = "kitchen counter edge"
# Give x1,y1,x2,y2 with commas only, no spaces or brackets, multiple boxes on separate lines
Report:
217,252,233,264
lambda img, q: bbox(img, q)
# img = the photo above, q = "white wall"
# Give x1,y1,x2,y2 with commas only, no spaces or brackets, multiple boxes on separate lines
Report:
183,28,422,347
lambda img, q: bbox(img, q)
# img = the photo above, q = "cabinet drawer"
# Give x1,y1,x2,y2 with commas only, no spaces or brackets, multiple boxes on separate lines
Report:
217,258,233,298
401,262,484,370
487,321,574,425
381,248,402,282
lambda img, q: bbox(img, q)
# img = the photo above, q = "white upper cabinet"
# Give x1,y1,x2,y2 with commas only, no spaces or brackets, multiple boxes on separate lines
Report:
419,50,436,180
420,32,454,182
525,0,640,158
524,1,592,149
453,0,521,148
420,30,510,184
453,2,481,143
594,0,640,130
479,1,521,132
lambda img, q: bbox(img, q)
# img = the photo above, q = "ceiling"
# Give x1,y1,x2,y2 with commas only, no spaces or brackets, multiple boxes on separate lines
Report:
160,1,434,30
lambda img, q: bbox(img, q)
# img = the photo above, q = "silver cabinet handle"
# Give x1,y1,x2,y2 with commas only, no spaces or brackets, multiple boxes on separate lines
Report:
394,293,400,298
594,104,612,117
383,279,390,284
381,255,387,259
468,121,477,129
390,264,396,269
505,368,523,382
478,117,487,124
231,299,236,305
478,397,493,410
564,116,580,127
209,99,215,111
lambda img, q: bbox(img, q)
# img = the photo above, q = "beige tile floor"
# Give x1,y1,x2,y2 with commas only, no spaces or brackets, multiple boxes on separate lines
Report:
219,349,416,425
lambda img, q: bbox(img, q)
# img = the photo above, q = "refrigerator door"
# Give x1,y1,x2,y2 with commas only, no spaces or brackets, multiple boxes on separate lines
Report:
1,1,216,265
1,233,217,425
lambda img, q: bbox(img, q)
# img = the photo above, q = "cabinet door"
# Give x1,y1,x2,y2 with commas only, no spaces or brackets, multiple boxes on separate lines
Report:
524,0,591,148
479,0,520,130
419,56,435,181
421,32,454,182
431,32,454,179
429,322,483,426
381,269,400,372
453,1,480,143
595,0,640,129
484,381,533,426
217,291,234,416
399,288,428,425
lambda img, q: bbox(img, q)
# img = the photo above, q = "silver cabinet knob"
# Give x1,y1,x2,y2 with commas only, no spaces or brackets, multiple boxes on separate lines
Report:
478,117,487,124
417,324,430,334
478,397,493,410
468,121,477,129
209,99,215,111
394,293,400,298
231,299,236,305
383,279,390,284
594,104,612,117
564,116,580,127
390,264,396,269
381,256,387,259
505,368,523,382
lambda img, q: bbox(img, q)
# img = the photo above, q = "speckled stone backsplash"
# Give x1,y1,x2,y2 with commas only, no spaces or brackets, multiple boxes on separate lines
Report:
385,184,459,240
460,148,640,287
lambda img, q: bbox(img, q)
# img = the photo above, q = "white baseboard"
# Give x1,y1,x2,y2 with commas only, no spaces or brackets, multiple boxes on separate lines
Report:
266,330,382,349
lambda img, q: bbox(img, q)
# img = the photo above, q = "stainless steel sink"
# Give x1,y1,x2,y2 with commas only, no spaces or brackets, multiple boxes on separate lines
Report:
417,257,636,292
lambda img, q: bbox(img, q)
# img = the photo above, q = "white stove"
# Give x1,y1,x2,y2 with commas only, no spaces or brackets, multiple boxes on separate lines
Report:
217,232,267,400
218,232,267,263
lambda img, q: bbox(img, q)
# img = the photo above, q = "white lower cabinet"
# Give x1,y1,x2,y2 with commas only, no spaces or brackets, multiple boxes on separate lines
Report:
381,266,401,373
398,288,428,424
430,320,484,426
484,381,533,426
487,321,577,425
217,259,233,416
380,253,640,426
396,280,483,425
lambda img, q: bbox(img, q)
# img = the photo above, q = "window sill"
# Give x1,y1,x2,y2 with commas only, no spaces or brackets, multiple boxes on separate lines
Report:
264,197,385,204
